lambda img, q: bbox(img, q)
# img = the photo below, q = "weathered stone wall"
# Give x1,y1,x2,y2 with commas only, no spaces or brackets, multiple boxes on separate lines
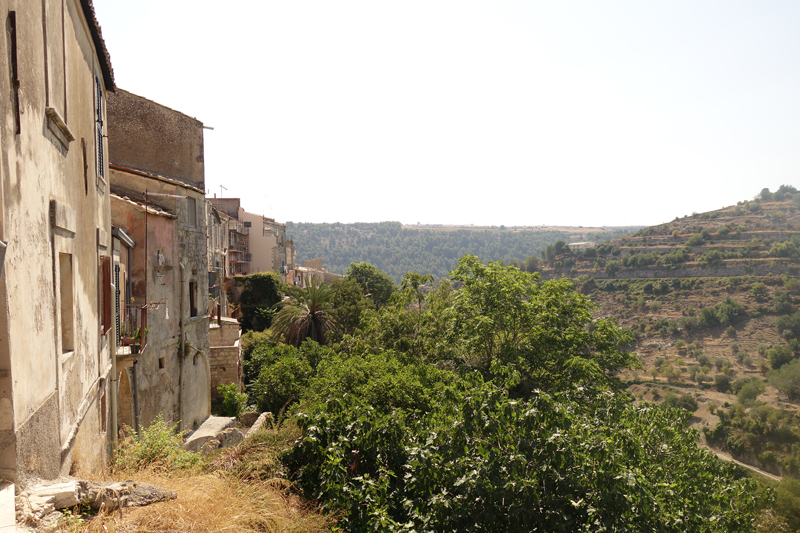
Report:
108,87,211,434
209,319,241,397
107,90,205,190
0,0,114,486
210,319,240,346
210,344,241,398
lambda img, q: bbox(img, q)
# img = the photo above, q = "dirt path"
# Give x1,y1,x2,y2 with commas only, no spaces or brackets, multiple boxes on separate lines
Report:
704,446,782,482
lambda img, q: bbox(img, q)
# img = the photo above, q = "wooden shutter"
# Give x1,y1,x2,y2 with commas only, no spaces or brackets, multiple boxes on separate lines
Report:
101,256,112,334
96,76,104,179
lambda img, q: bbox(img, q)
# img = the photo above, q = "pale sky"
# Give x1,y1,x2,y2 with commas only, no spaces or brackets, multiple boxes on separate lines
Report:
92,1,800,228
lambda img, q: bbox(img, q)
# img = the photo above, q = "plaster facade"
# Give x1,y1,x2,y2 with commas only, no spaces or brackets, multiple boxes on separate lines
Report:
0,0,115,486
239,210,291,280
107,90,210,433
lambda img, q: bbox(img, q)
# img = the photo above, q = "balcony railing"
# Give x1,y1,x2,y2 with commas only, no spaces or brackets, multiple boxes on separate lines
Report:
117,305,147,356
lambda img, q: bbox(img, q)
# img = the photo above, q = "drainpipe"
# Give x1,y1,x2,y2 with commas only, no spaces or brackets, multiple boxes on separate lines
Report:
179,260,185,432
110,334,118,451
132,360,140,438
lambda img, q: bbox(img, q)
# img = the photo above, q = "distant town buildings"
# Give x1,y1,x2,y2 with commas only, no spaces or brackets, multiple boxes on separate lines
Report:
568,241,596,251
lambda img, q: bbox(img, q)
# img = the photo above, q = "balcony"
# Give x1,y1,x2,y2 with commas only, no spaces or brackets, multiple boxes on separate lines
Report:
117,305,148,359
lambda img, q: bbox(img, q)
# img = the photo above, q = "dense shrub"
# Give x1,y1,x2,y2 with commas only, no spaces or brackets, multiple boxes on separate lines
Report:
663,392,698,412
769,346,794,370
114,415,201,473
215,383,248,418
304,351,453,414
250,348,314,414
283,380,761,532
768,359,800,401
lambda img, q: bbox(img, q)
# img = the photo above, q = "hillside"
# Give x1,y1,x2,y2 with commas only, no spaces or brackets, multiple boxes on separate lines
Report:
539,185,800,478
287,220,638,283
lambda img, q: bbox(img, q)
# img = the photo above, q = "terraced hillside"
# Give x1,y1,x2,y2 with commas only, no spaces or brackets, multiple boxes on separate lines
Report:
540,186,800,478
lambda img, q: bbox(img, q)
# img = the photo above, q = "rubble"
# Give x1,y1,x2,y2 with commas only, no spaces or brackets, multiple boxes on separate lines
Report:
16,478,177,526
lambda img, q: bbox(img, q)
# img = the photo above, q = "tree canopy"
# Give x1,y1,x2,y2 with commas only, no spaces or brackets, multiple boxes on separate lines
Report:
235,254,769,531
346,261,397,307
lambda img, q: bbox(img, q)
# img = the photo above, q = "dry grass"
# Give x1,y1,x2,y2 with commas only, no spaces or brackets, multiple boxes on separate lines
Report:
54,426,333,533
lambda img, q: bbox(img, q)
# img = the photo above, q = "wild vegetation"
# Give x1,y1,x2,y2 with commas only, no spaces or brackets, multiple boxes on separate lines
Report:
287,220,636,283
217,254,780,531
68,185,800,531
523,187,800,527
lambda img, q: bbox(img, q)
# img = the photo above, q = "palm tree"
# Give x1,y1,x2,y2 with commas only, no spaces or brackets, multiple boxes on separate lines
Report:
271,277,337,346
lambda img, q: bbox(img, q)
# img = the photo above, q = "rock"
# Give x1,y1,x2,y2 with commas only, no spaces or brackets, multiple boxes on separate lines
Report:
239,412,260,427
16,479,177,523
245,412,273,438
182,416,253,454
183,416,236,453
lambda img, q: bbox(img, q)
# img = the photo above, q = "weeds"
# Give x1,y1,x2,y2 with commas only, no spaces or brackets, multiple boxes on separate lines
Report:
113,415,202,473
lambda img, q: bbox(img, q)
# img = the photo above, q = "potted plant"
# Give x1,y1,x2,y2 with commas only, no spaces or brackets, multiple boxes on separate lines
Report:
132,327,149,354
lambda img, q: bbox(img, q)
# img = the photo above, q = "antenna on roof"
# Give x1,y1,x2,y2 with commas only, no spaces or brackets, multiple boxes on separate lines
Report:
220,185,228,199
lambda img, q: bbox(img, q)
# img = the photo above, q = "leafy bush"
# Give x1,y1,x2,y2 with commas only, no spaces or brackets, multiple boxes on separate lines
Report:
685,234,705,246
216,383,248,418
114,415,201,473
776,312,800,341
715,374,731,393
235,272,284,332
250,350,313,415
769,346,794,370
663,392,698,412
283,380,762,532
768,359,800,401
304,351,453,414
738,380,766,405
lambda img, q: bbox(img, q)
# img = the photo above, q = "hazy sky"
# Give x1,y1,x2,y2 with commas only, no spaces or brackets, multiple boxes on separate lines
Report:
92,1,800,227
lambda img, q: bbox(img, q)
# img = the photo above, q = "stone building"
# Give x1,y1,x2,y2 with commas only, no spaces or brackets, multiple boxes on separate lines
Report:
207,203,230,316
0,0,116,485
107,89,210,434
234,208,294,281
209,198,251,276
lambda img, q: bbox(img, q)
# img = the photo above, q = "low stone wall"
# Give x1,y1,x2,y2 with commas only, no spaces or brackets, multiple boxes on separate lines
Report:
209,319,240,347
210,341,241,398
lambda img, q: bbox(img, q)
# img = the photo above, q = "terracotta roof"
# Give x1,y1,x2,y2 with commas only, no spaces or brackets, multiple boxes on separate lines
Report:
80,0,115,91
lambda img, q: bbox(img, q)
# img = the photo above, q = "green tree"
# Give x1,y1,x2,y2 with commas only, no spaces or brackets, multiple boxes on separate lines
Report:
234,272,283,332
328,277,373,339
250,347,313,414
523,254,540,272
284,379,764,532
346,262,397,308
768,359,800,401
400,272,434,310
769,345,794,370
445,255,638,393
271,277,337,347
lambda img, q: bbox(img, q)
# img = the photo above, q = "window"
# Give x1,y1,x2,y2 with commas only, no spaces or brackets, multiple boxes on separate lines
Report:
189,280,197,317
82,139,88,194
59,253,74,352
7,11,20,134
187,197,197,227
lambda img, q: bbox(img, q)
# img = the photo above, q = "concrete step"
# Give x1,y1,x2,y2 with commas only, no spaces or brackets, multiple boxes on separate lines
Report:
0,482,16,532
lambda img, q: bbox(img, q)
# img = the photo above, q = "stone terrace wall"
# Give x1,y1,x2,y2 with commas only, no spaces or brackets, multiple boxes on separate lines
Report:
541,261,798,281
209,319,241,398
